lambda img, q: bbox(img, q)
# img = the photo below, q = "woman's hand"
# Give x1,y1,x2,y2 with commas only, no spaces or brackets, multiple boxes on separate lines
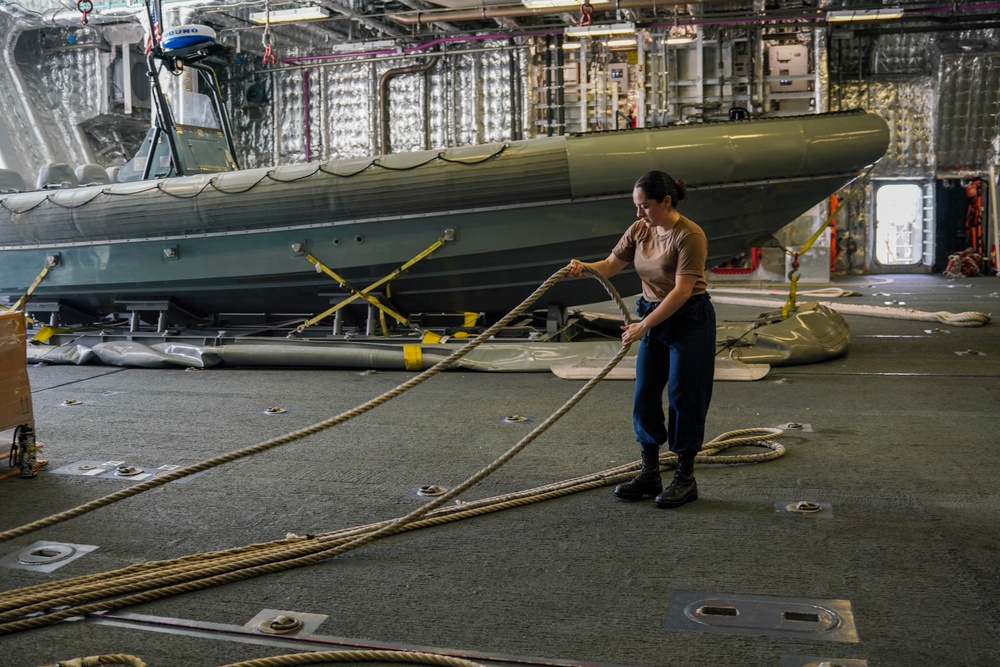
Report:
620,320,649,346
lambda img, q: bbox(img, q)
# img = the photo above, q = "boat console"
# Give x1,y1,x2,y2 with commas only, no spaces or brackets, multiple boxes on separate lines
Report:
118,5,239,182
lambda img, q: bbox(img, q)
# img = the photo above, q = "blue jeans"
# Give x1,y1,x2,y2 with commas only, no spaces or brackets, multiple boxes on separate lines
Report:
632,294,716,457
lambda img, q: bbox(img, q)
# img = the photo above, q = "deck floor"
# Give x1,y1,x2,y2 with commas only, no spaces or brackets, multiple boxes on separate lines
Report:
1,273,998,667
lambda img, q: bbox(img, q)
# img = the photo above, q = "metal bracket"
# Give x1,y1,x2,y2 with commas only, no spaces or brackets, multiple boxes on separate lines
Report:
115,299,202,333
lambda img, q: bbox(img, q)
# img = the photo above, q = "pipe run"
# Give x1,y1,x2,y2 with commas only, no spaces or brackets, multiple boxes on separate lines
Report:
387,0,1000,28
387,0,693,26
281,33,532,66
379,56,440,156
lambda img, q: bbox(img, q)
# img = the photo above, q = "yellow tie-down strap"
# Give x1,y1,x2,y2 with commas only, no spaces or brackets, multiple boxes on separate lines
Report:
4,265,50,314
296,232,453,336
402,344,423,371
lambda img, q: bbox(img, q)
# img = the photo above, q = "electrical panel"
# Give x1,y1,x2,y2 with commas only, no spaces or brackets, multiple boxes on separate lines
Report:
768,45,809,92
733,41,751,77
609,63,629,93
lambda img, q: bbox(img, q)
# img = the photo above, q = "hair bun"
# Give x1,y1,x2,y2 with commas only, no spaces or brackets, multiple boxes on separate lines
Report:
674,179,688,202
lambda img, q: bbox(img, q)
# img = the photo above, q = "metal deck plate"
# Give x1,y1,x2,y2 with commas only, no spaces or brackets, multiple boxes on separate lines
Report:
0,540,99,573
775,500,834,518
664,591,859,643
50,460,206,484
405,484,451,500
778,422,813,432
92,610,643,667
245,609,328,637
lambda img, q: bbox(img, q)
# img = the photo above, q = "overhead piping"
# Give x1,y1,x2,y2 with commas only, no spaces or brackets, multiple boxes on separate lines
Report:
280,32,534,66
387,0,1000,28
379,56,440,155
387,0,698,26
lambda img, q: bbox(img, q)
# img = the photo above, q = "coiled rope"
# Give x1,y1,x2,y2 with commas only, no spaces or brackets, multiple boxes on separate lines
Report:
5,267,784,641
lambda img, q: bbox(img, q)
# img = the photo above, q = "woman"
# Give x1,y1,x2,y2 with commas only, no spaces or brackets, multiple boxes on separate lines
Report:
568,170,715,509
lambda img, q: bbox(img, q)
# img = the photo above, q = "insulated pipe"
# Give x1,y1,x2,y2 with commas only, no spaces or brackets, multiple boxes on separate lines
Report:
556,34,565,135
1,20,53,168
378,56,441,155
544,35,553,137
304,69,312,163
387,0,696,26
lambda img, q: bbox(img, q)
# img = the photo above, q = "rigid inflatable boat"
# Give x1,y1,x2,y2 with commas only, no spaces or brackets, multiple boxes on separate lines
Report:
0,18,889,325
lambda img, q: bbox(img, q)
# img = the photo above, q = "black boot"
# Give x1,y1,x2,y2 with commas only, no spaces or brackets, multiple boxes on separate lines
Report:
614,444,662,501
655,452,697,509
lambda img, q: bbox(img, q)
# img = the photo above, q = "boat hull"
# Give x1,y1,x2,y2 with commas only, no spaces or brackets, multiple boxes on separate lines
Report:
0,111,890,321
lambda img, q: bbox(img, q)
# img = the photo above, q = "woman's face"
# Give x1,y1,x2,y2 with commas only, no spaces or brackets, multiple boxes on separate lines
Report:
633,186,673,230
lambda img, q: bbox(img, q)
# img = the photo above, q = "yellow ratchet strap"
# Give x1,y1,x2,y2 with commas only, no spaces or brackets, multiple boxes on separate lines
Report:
295,234,452,335
8,265,50,313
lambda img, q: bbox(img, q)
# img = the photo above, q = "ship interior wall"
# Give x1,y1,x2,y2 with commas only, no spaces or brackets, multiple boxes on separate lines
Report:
0,19,998,277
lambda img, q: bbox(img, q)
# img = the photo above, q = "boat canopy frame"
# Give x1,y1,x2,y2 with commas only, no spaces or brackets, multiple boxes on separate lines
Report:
131,0,241,181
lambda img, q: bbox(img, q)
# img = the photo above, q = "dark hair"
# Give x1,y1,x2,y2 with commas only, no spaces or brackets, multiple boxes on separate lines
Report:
634,170,687,207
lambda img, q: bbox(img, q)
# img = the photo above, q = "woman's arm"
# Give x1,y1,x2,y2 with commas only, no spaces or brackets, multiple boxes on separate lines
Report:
567,253,629,278
619,273,698,346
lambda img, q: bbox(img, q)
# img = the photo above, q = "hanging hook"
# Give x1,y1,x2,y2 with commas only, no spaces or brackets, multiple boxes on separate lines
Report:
261,0,276,64
77,0,93,25
580,2,594,26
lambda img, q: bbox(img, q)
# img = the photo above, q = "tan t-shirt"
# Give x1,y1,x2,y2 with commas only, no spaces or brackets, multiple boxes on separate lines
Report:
612,216,709,302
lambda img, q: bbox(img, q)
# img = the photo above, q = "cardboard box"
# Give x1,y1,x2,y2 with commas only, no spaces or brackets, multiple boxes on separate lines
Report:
1,311,33,432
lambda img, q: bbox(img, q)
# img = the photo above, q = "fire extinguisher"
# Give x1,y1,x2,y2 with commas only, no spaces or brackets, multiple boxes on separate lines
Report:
8,424,37,478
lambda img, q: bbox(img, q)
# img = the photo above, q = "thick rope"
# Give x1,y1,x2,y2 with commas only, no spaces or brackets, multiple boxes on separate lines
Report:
3,270,785,641
710,286,860,298
1,428,783,634
36,656,148,667
219,650,490,667
0,266,632,630
36,650,489,667
0,343,634,633
710,295,991,327
819,301,992,326
0,265,627,545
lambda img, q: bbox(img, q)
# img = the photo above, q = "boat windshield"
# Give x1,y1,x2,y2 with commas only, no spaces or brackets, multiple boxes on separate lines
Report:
167,91,220,130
